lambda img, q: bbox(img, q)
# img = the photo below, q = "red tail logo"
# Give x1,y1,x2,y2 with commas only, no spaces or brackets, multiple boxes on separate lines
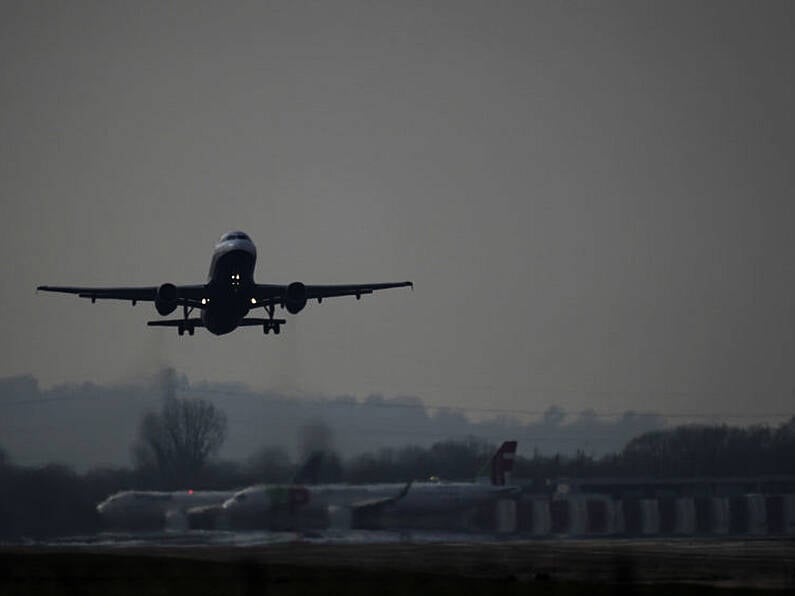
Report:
490,440,517,486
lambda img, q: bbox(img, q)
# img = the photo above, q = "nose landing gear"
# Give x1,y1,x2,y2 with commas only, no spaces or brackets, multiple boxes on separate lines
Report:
177,322,195,336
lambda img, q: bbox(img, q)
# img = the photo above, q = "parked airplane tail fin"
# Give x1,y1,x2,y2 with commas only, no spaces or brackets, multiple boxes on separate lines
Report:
477,441,517,486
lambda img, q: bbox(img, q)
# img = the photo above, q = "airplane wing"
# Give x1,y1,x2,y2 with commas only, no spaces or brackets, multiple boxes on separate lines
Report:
349,481,412,528
252,281,413,303
37,285,207,304
351,481,413,513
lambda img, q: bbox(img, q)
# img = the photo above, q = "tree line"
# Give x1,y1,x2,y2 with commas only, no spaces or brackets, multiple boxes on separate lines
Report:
127,398,795,487
0,373,667,465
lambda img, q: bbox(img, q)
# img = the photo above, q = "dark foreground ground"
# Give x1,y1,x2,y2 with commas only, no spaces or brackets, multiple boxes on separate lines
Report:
2,538,794,595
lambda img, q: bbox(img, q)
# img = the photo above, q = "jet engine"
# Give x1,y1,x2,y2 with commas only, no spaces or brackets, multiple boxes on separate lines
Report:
284,281,307,314
155,283,178,316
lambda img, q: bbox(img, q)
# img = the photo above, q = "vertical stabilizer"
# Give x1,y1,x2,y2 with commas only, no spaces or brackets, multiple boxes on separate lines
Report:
477,441,517,485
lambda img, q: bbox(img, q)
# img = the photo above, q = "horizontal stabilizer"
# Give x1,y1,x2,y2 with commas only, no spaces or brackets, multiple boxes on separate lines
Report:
238,318,286,326
147,318,205,327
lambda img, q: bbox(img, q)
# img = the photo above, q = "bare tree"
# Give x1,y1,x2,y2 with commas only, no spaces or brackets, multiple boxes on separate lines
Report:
298,419,335,461
132,398,227,488
297,420,343,483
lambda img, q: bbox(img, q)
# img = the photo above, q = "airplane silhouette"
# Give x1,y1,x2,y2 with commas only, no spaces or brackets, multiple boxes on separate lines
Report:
38,231,412,336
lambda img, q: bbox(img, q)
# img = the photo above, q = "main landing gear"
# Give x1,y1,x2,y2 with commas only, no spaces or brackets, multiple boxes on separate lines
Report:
146,303,201,335
263,303,281,334
178,304,195,337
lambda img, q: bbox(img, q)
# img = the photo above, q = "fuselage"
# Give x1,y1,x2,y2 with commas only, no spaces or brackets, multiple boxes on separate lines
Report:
388,482,512,513
202,231,258,335
96,489,235,530
222,483,400,529
222,481,513,530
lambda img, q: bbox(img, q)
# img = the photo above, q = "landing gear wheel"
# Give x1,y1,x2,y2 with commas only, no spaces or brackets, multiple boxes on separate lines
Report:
263,326,270,334
178,326,185,336
188,326,195,336
274,324,281,335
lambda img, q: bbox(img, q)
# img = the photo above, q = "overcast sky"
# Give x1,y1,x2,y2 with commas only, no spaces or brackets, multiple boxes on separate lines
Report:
1,1,793,423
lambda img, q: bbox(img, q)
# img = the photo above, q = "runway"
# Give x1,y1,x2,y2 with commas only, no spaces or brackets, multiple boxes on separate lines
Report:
41,528,505,547
2,534,794,594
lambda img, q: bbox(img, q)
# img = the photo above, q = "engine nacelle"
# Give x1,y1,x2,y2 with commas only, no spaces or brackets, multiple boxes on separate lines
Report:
285,281,307,315
155,283,178,316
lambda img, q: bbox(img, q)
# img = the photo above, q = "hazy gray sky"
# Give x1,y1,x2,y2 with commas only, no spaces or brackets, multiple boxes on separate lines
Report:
2,1,793,421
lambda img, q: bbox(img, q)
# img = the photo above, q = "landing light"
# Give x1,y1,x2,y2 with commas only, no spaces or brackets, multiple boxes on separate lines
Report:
250,298,257,304
201,298,207,305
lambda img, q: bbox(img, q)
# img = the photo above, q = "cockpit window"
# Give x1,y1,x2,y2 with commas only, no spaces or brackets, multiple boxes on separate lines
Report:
221,231,250,242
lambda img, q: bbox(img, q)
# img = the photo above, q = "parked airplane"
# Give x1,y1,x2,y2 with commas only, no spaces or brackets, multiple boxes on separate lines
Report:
353,440,518,529
96,451,331,531
222,441,518,531
38,231,412,336
96,489,234,531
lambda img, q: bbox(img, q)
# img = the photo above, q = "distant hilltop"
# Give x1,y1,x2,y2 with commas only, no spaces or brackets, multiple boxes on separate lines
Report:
0,373,666,469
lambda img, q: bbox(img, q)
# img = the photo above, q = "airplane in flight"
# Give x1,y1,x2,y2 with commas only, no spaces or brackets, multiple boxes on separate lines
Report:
38,231,413,336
